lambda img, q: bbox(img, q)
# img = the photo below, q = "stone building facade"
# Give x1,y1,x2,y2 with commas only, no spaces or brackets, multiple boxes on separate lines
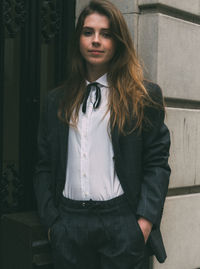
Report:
76,1,200,268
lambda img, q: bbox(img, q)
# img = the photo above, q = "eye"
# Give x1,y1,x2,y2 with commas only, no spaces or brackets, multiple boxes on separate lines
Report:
82,30,93,36
102,32,112,38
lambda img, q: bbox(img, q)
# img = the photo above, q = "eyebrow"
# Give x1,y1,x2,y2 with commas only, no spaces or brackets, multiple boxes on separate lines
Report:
82,26,110,31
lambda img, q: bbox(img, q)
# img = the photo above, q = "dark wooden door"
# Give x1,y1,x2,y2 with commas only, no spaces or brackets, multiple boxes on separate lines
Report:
0,0,75,216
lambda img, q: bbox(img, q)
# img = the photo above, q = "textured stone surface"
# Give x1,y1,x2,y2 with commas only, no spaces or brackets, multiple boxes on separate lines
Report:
165,107,200,188
124,14,139,46
76,0,138,17
138,13,159,81
138,0,200,15
138,13,200,100
153,194,200,268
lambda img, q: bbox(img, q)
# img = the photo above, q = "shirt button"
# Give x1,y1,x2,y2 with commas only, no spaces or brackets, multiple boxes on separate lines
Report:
83,173,86,177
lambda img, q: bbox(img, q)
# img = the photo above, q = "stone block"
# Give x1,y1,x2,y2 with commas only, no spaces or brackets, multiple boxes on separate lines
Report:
123,14,139,47
110,0,139,13
138,13,200,100
153,194,200,269
76,0,138,18
138,0,200,16
165,107,200,188
76,0,90,17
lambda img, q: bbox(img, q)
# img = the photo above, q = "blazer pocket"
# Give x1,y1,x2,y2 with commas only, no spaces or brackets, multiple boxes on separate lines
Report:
135,219,145,246
50,218,64,248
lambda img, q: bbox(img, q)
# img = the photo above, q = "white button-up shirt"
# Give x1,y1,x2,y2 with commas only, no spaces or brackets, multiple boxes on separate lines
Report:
63,74,124,201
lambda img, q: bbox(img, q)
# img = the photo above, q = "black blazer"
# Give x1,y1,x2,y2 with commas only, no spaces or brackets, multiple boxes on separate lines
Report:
34,81,171,263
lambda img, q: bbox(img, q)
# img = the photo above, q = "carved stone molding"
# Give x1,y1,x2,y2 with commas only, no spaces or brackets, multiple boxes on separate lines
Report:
3,0,26,38
0,162,24,215
41,0,61,43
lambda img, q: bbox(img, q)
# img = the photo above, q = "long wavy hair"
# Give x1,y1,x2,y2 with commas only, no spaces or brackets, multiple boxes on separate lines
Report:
58,0,155,134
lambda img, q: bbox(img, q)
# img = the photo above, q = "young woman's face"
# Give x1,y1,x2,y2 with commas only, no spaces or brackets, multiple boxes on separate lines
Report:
79,13,115,72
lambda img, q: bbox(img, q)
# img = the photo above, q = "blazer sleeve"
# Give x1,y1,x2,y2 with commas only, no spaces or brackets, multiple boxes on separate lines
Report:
136,82,171,226
34,92,60,229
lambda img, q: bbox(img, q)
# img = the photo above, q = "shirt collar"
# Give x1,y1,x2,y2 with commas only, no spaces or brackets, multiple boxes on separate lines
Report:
86,73,108,88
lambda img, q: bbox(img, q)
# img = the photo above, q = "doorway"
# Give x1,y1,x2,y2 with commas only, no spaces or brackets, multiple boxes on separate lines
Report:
0,0,75,216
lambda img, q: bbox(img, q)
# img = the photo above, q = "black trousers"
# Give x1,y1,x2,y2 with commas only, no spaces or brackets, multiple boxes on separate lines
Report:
50,195,150,269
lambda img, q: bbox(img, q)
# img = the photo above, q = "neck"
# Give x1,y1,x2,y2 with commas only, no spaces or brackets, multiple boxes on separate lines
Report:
86,64,107,82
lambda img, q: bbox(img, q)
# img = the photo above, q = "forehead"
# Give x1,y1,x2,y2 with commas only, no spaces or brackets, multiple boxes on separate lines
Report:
83,13,110,29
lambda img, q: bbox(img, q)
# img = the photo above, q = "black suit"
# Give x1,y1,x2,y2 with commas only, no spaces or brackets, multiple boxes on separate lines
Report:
34,81,171,263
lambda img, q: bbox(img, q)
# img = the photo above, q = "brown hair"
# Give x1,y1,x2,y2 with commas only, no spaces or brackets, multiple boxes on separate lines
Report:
59,0,155,134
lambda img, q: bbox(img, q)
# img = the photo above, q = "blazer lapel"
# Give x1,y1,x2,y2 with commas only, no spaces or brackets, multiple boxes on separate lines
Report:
59,121,69,177
111,123,120,159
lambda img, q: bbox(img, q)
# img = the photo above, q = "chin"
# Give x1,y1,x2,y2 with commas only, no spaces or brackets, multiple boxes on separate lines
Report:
88,59,108,66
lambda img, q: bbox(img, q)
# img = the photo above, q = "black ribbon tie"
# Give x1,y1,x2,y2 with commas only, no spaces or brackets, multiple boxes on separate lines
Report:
82,82,101,113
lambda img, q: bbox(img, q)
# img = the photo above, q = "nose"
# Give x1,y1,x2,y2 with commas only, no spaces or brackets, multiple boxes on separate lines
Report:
92,33,100,46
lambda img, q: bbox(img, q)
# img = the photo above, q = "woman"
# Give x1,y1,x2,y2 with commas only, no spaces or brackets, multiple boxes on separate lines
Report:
34,1,171,268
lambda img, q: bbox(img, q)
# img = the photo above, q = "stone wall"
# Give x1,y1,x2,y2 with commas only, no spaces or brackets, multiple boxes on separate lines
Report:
138,1,200,268
76,1,200,268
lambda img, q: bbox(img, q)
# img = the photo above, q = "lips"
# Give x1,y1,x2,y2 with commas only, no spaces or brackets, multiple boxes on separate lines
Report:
88,50,104,54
